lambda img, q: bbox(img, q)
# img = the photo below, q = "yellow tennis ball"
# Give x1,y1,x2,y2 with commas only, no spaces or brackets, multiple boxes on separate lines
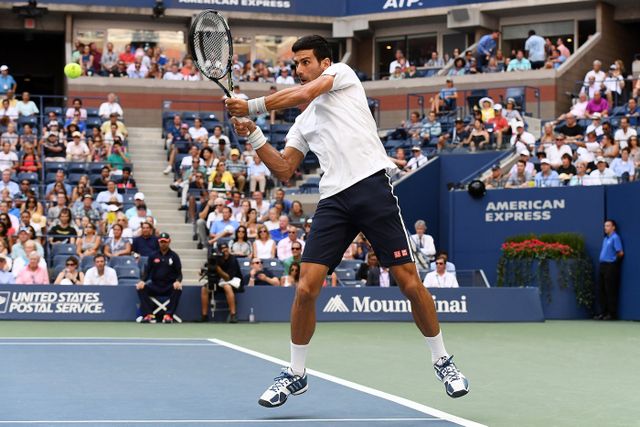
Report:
64,63,82,79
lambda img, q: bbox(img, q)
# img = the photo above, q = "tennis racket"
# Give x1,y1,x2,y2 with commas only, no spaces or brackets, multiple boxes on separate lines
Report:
189,9,235,97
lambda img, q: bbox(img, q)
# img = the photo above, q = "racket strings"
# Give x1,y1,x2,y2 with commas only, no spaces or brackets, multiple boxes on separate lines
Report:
192,13,231,80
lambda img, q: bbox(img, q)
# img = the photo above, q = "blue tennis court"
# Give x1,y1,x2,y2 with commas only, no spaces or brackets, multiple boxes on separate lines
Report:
0,337,483,426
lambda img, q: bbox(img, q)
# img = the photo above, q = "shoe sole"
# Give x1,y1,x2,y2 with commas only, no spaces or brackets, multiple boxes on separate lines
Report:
447,388,469,398
257,385,308,408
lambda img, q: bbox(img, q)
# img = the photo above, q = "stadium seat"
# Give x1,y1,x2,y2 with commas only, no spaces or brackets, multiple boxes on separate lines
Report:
115,265,140,279
338,259,362,272
86,108,100,118
68,173,84,185
16,172,38,183
45,162,67,174
17,115,37,130
80,255,95,272
51,243,76,258
44,106,63,117
503,87,525,111
89,162,109,174
119,278,139,286
109,256,138,268
52,254,73,270
86,117,102,130
68,162,90,174
467,89,488,113
181,111,200,121
200,111,217,120
335,268,356,283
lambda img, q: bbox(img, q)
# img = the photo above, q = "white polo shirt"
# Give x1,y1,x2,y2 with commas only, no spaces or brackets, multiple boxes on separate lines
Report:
285,62,397,199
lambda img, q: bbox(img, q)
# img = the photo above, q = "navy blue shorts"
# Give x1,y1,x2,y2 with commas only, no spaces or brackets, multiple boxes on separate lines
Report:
301,170,414,272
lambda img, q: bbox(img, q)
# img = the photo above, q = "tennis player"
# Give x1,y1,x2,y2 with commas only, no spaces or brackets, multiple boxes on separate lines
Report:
226,35,468,408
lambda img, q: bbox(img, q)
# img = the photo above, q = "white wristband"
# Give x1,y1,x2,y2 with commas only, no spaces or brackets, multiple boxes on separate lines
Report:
248,97,268,116
248,126,267,151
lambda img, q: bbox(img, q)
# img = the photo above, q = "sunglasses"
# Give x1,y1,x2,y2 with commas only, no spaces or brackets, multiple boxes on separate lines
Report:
436,262,445,265
259,230,267,233
66,263,77,267
252,261,262,264
292,247,301,250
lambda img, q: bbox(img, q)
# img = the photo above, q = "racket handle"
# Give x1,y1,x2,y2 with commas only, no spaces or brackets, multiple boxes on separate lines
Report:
228,92,251,123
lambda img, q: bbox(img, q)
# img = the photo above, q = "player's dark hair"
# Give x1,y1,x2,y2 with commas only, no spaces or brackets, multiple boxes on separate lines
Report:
605,219,617,229
292,35,332,63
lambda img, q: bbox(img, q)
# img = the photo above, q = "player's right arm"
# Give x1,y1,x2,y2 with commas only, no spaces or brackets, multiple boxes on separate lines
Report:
231,118,304,182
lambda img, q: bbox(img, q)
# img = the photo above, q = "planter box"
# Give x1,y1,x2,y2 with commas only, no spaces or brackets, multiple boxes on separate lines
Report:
502,259,590,320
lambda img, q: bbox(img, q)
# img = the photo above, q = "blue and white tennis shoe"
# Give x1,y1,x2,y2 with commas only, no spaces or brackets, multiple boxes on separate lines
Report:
434,355,469,398
258,367,308,408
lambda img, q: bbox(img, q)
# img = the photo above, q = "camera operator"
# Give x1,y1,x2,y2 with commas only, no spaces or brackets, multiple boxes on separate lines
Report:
199,243,242,323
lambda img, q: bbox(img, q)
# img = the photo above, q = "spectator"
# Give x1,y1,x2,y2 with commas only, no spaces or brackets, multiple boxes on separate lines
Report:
510,122,536,152
388,49,410,74
66,131,90,162
423,255,459,288
357,251,395,287
488,104,509,149
464,119,490,151
556,93,589,123
281,262,300,287
276,68,295,84
583,60,606,92
524,30,546,69
248,155,271,194
212,137,231,160
208,206,239,245
98,93,124,120
277,225,304,261
288,200,307,226
100,112,128,138
484,164,505,189
547,48,566,69
163,63,184,81
438,118,469,151
116,167,136,191
16,91,38,117
0,65,17,95
0,255,13,284
269,215,289,243
476,31,500,70
586,157,616,185
610,148,635,181
503,98,523,127
53,256,84,285
556,113,584,143
1,122,19,150
388,66,404,80
131,221,160,258
225,149,247,192
65,98,87,121
106,140,130,172
17,142,40,174
96,181,123,212
556,153,577,180
568,161,591,186
483,57,502,73
506,159,533,188
419,112,442,145
426,51,445,68
534,159,559,187
0,141,17,172
0,98,18,124
227,225,251,258
594,219,623,320
76,220,101,258
614,116,636,149
410,220,436,262
601,134,620,163
49,208,77,244
127,59,148,79
15,252,49,284
448,58,466,76
244,257,280,287
0,169,18,197
586,91,609,118
507,50,532,71
556,38,571,58
83,253,118,285
282,238,303,275
403,146,427,172
545,134,573,169
188,118,209,145
103,223,132,258
253,225,276,259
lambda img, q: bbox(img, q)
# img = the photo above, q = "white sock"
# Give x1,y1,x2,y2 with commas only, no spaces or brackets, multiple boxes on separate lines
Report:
425,331,449,364
290,341,309,376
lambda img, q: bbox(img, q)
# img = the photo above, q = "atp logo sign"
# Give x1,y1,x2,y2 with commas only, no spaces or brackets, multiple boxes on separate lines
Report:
0,291,10,314
322,295,350,313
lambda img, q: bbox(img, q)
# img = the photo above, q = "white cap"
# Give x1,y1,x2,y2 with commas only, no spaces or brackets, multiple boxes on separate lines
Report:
596,156,607,164
107,204,120,212
514,121,525,128
493,103,503,111
540,158,551,165
134,192,145,201
518,148,531,156
0,65,7,71
592,112,602,119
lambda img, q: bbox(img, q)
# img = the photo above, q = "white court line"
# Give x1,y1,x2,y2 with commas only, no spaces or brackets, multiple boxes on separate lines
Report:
0,337,207,341
0,418,440,424
209,338,487,427
0,342,218,347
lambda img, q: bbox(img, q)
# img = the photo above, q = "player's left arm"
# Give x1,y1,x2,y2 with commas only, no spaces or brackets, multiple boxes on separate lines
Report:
225,74,334,117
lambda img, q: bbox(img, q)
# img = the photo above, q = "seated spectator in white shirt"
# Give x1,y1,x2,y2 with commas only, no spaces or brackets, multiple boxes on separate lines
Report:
405,146,428,172
423,255,459,288
263,208,280,231
410,219,436,261
96,181,123,212
1,122,19,150
0,169,18,197
510,122,536,152
98,93,124,120
276,225,305,261
189,118,209,144
613,117,636,150
16,92,39,117
11,240,48,275
66,132,91,162
83,254,119,285
545,134,573,169
0,98,18,123
208,125,231,146
585,114,604,137
587,157,618,185
0,141,18,172
248,155,271,194
163,63,184,81
275,68,295,85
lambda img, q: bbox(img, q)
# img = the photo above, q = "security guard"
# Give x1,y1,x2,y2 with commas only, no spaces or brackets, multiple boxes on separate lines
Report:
136,232,183,323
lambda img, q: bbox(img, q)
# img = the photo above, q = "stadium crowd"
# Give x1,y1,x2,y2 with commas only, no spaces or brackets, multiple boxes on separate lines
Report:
67,40,298,85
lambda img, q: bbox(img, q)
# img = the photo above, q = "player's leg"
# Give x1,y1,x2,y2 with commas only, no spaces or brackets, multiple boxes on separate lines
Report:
200,286,210,320
222,284,237,322
259,196,357,408
354,171,469,398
